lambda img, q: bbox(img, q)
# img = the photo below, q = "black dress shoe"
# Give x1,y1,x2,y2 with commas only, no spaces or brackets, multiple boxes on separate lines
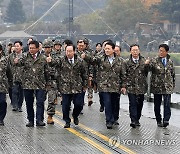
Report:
12,107,18,111
18,108,23,112
163,122,169,128
73,117,79,125
99,106,104,112
88,101,93,106
157,122,163,127
106,123,113,129
0,121,4,126
26,122,34,127
130,122,136,128
135,121,140,126
113,120,119,125
64,123,70,128
36,121,46,126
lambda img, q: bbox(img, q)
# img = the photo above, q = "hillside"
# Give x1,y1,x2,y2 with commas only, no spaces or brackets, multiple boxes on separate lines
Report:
0,0,107,22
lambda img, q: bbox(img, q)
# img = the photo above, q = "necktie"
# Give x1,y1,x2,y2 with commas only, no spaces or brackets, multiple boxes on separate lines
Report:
33,54,36,59
162,58,166,66
69,59,73,64
135,59,138,64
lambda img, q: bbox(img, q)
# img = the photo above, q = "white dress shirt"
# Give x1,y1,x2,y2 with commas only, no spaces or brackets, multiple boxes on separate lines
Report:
68,57,74,64
108,56,115,65
132,57,139,63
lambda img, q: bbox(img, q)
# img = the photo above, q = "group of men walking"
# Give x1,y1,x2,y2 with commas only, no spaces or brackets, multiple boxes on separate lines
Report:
0,37,175,130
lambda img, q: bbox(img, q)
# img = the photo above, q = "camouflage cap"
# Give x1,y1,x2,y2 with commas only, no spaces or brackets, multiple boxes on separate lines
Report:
54,39,62,46
8,42,13,46
83,38,89,45
43,41,51,48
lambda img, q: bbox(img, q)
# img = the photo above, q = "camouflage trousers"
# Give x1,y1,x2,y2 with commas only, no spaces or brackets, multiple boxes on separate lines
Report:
87,87,93,99
47,80,58,116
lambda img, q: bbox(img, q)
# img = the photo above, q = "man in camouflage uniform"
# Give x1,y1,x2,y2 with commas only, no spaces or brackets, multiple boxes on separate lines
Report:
0,47,11,126
47,44,88,128
53,39,62,55
83,38,95,106
83,41,126,129
23,38,33,53
43,41,58,124
148,44,175,127
76,39,93,107
97,40,113,112
14,40,48,127
62,39,73,51
93,43,102,94
53,39,64,105
114,45,121,57
4,43,13,104
125,44,149,128
8,41,24,112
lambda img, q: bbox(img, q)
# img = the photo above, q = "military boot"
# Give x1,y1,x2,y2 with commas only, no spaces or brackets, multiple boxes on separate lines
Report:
47,115,54,124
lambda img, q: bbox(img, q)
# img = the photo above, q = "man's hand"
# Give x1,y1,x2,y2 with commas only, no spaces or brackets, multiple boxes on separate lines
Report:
83,87,87,92
145,57,150,64
14,57,19,64
81,52,86,59
46,54,52,63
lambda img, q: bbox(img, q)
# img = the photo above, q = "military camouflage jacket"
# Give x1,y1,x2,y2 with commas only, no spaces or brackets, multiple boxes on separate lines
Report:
0,56,10,93
149,54,175,94
125,55,148,94
76,50,93,75
53,49,65,57
44,51,59,82
91,53,126,93
51,54,88,94
19,52,48,90
91,50,101,82
8,52,24,84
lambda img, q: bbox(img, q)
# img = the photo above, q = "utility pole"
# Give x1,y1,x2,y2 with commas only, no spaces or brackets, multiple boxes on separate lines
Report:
69,0,73,37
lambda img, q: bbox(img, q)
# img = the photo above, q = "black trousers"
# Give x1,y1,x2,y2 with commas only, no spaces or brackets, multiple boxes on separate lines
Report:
62,93,84,123
100,92,120,124
154,94,171,123
128,93,144,123
0,93,7,122
24,89,46,123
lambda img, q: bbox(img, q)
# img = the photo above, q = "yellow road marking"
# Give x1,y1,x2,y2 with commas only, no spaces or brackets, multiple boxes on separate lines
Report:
53,118,112,154
55,111,136,154
79,123,135,154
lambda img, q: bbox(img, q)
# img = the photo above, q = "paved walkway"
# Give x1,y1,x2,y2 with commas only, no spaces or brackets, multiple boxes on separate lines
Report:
0,93,180,154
